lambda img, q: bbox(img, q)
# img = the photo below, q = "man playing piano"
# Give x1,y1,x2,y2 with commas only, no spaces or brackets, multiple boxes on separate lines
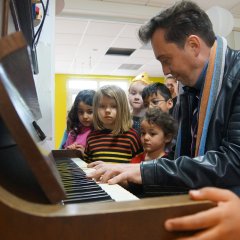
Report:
87,0,240,239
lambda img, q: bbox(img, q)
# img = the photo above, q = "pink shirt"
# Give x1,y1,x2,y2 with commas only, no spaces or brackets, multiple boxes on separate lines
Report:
64,126,92,148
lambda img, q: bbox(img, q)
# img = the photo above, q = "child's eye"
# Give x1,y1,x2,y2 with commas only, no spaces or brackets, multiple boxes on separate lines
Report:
153,99,165,105
87,110,93,114
150,132,157,136
152,100,160,105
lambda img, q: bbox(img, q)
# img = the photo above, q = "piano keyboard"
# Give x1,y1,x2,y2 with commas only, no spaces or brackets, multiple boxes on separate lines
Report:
56,158,138,204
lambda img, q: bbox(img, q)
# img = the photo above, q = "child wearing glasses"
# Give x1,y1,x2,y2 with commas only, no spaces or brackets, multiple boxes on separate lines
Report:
142,82,174,114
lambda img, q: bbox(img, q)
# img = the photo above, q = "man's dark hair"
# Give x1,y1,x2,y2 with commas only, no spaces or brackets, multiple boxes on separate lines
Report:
138,0,215,48
142,82,172,102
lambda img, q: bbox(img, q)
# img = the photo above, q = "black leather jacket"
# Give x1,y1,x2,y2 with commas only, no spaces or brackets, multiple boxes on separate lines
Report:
140,47,240,196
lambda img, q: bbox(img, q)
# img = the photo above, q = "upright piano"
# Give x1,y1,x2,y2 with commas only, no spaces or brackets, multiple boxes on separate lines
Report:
0,32,214,240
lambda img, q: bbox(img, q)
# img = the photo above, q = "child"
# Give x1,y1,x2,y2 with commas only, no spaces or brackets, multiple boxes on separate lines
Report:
131,108,177,163
128,72,151,135
84,85,143,163
142,82,174,114
63,89,95,154
164,75,178,104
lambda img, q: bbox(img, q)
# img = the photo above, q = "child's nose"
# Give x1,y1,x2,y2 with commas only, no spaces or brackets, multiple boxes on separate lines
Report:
105,106,111,112
149,103,154,109
144,134,150,140
83,112,89,118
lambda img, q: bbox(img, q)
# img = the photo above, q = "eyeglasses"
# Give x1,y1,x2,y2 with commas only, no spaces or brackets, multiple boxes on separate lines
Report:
148,99,166,108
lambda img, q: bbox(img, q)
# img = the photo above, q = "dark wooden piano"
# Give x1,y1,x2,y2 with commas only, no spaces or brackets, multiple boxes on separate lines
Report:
0,32,214,240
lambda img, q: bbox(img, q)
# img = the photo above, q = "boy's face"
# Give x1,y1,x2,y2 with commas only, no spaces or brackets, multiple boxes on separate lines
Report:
140,120,167,154
144,92,173,112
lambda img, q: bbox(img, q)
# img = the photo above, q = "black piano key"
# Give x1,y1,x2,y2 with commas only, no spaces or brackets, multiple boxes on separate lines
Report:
65,190,108,199
63,181,98,188
63,194,112,204
55,158,114,204
65,186,102,193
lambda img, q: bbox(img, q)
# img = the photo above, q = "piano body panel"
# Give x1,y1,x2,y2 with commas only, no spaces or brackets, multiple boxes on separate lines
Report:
52,149,83,159
0,32,66,204
0,102,66,203
0,185,214,240
0,144,50,204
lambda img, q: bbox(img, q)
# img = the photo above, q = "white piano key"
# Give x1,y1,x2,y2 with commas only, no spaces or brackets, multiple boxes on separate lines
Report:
72,158,139,202
98,183,138,201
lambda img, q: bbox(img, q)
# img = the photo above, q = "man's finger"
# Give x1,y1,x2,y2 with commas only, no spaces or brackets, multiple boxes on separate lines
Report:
165,207,220,231
189,187,238,202
108,172,127,185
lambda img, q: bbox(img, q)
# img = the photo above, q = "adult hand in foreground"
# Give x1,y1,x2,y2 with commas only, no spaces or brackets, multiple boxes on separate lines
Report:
165,187,240,240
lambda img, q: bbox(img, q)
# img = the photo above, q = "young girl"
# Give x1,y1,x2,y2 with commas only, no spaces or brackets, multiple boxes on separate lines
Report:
131,108,177,163
128,72,151,135
63,89,95,154
84,85,143,163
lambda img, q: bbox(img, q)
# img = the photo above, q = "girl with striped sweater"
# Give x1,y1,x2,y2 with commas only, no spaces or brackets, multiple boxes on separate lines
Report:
84,85,143,164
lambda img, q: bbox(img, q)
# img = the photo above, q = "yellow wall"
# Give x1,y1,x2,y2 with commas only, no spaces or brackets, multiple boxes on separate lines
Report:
54,74,164,148
55,74,67,149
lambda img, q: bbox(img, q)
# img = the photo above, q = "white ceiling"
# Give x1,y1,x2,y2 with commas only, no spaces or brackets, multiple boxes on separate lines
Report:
55,0,240,77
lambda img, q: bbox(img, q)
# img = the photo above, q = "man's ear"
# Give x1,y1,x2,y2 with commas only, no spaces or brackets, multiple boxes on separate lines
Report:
167,99,173,110
185,35,201,57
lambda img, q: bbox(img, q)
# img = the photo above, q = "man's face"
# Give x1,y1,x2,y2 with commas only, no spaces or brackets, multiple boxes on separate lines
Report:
165,78,178,97
151,29,200,87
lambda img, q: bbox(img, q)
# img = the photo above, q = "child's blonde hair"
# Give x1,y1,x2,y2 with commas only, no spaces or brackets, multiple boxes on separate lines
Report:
93,85,132,135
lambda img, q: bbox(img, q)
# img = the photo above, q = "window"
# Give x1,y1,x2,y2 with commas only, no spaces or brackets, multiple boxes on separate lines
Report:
99,80,129,92
67,78,129,110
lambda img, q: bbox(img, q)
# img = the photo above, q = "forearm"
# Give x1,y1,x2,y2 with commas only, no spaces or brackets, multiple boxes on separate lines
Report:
141,148,240,195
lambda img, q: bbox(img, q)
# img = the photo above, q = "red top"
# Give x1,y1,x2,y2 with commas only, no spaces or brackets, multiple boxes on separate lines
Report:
131,152,168,163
